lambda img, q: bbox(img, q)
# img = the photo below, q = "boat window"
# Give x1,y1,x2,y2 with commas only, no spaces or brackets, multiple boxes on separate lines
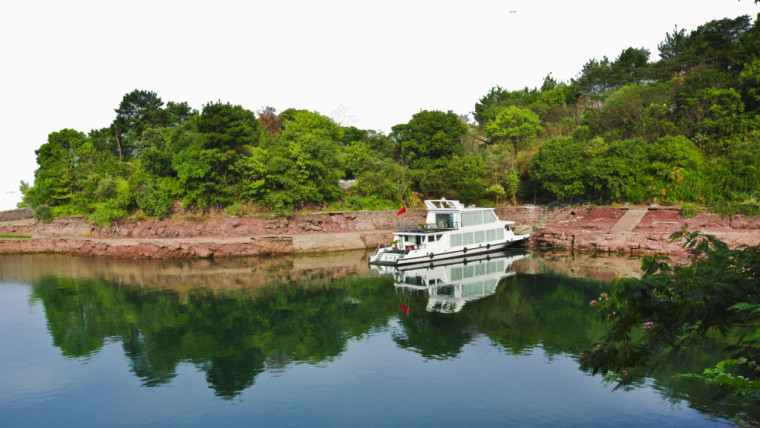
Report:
463,265,475,278
486,261,497,274
462,281,484,297
462,232,474,246
475,230,485,243
461,211,483,227
483,210,498,224
497,228,505,240
451,266,463,281
405,276,424,286
486,229,496,242
451,234,462,247
435,213,454,229
436,234,442,241
462,282,484,297
437,285,455,296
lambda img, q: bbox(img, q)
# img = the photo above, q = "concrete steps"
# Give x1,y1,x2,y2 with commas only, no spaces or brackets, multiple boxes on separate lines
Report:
610,208,648,233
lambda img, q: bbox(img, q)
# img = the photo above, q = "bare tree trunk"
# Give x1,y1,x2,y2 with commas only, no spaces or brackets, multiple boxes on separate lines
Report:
114,127,123,162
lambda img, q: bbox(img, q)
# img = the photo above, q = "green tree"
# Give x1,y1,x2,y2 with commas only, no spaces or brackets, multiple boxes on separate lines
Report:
138,127,174,177
484,106,542,168
572,56,615,95
598,83,672,139
196,101,261,151
32,129,92,209
256,110,344,211
390,110,468,166
528,137,589,201
611,47,650,85
173,138,231,209
688,15,755,73
738,59,760,114
487,184,506,205
586,138,648,203
473,86,542,125
113,90,169,159
693,88,746,151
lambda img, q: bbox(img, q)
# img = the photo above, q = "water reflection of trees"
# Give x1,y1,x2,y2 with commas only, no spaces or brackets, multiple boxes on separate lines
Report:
392,272,741,421
30,271,396,399
392,273,608,358
7,252,743,417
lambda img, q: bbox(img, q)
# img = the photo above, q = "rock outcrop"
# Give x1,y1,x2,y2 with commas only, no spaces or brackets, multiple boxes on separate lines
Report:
532,206,760,255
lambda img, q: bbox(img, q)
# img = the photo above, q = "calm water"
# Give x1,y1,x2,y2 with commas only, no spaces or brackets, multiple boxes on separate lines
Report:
0,251,742,426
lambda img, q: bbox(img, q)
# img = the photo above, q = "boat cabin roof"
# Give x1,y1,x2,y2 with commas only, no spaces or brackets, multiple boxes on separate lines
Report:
425,198,465,210
424,198,498,212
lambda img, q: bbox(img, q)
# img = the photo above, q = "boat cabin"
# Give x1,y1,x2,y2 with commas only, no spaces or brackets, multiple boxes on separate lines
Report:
392,198,513,251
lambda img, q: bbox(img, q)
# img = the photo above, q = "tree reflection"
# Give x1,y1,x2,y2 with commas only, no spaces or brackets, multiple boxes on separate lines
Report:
17,252,744,417
31,271,396,399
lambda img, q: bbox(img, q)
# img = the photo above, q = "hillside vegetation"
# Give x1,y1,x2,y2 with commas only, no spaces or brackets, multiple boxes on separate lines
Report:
21,14,760,224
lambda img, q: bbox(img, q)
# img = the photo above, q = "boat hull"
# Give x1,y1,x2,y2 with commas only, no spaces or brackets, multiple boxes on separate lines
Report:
369,234,529,266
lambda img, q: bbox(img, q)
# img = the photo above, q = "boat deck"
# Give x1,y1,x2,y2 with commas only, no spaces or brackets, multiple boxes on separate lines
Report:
394,223,458,234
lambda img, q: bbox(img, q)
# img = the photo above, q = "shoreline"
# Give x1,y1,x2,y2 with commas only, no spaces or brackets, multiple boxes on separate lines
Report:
1,205,758,259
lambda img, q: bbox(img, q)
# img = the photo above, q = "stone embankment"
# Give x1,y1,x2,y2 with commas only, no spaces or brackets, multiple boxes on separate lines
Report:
0,207,539,259
533,206,760,255
1,204,756,259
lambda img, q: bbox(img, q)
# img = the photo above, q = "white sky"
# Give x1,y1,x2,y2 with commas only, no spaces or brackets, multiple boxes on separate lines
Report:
1,0,758,210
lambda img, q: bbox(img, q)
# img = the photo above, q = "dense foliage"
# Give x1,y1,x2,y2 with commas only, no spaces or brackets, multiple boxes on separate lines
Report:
580,231,760,421
21,13,760,222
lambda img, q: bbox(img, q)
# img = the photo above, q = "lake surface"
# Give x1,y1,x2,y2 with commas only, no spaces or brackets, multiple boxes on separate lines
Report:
0,251,743,426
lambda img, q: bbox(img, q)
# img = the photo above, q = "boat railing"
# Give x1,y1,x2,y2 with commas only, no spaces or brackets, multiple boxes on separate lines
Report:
394,222,459,233
371,244,385,257
371,244,411,256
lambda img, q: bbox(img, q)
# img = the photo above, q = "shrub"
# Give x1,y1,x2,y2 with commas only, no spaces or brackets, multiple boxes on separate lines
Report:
89,199,126,227
225,202,248,217
137,179,174,219
580,231,760,423
33,204,53,223
680,202,701,218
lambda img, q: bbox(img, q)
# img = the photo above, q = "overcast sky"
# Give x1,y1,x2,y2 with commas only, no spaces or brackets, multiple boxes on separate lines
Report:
1,0,758,211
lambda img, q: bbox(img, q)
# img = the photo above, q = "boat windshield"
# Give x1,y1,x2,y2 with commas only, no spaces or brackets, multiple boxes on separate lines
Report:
435,213,454,229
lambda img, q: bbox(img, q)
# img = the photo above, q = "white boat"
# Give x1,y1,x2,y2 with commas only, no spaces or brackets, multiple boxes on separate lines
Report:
368,198,530,266
370,252,528,313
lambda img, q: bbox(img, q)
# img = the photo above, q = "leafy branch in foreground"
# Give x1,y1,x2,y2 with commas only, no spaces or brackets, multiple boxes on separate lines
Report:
579,228,760,415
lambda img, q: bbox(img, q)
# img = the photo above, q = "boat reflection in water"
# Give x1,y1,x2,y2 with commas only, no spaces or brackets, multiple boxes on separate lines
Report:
370,251,529,313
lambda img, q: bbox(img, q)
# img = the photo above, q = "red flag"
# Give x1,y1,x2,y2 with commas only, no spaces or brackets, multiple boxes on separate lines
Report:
399,303,409,314
396,205,407,215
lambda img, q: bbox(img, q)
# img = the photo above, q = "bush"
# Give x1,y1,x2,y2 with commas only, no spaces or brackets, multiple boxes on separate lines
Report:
714,200,760,218
580,231,760,423
32,204,53,223
680,202,701,218
343,195,396,211
137,179,174,219
225,202,248,216
89,199,126,227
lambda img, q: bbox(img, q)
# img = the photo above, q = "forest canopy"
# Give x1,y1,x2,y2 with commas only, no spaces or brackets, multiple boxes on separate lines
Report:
21,13,760,223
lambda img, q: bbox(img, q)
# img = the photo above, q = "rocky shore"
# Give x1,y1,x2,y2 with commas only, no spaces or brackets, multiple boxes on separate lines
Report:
532,206,760,254
0,205,757,259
